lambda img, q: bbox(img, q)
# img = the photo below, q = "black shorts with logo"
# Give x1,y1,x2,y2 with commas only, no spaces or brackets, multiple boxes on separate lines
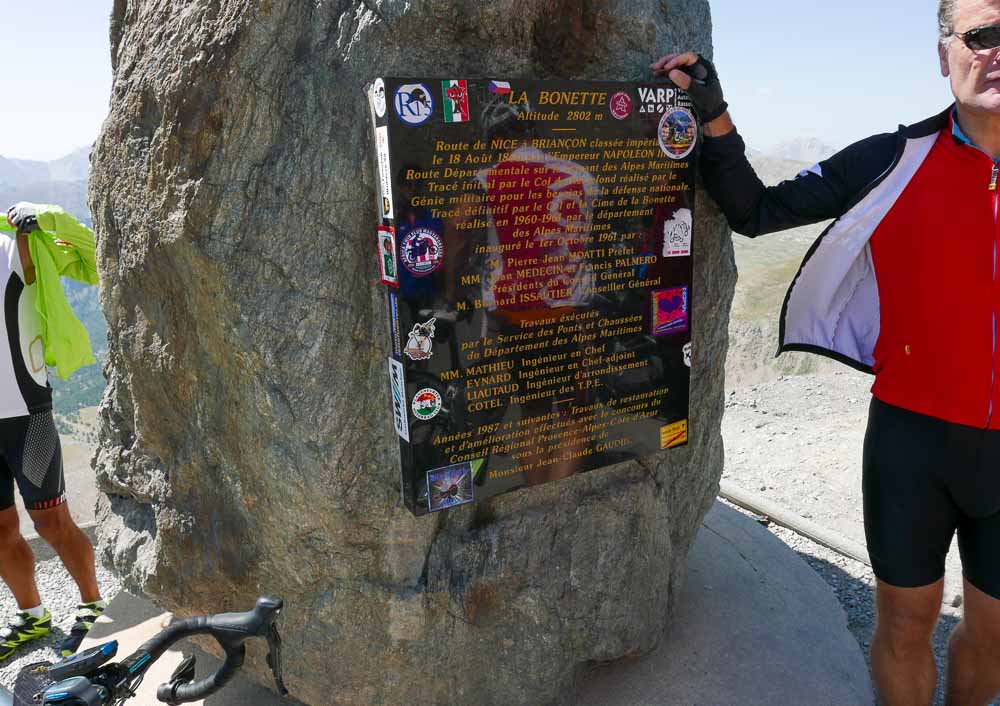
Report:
0,412,66,511
863,397,1000,598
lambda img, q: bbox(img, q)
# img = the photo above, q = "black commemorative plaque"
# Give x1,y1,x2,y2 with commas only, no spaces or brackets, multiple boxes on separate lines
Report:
367,77,697,516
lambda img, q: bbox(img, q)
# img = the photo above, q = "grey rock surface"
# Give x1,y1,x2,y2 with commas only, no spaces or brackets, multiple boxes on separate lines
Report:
577,502,873,706
88,1,736,705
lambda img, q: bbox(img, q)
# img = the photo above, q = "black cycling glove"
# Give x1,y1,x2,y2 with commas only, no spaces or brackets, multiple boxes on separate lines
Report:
676,55,728,124
6,203,39,234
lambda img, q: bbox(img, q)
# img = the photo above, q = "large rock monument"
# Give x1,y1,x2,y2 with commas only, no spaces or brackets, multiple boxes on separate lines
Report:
89,1,735,704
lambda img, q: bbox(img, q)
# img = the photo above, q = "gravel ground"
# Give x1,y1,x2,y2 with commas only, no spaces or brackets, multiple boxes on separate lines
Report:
0,555,121,693
722,373,996,706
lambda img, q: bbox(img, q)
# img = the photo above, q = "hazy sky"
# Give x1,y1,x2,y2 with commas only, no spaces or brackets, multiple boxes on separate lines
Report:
0,0,956,160
713,0,953,151
0,0,112,160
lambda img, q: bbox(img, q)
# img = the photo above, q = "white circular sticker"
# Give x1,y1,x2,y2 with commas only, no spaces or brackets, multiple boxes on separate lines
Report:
372,78,387,118
394,83,434,126
412,388,443,421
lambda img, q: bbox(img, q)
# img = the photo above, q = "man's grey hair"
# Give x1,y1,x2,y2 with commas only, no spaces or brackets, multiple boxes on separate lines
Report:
939,0,958,42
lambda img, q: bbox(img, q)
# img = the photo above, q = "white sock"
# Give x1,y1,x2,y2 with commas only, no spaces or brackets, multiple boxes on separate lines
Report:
86,599,107,610
23,605,46,619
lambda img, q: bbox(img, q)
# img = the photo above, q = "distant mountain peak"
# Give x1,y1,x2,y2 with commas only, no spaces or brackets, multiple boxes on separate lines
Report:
0,145,91,187
765,137,840,165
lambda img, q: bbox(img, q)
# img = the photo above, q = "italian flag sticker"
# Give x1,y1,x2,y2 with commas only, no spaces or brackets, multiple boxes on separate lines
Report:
442,80,471,123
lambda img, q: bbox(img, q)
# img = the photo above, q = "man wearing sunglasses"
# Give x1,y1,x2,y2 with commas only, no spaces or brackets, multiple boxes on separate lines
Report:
653,0,1000,704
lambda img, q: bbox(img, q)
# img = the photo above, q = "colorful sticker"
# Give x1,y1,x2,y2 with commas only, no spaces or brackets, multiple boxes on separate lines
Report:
609,91,632,120
658,108,697,160
404,318,436,361
652,286,690,336
371,78,387,118
489,80,512,95
662,208,692,258
375,126,394,219
427,462,474,512
394,83,434,125
388,357,410,442
411,388,443,421
377,226,398,286
442,80,471,123
660,420,688,449
400,227,444,276
389,293,401,357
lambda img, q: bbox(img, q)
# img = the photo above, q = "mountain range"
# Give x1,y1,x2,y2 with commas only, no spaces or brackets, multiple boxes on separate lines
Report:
0,147,92,224
0,147,90,185
765,137,839,165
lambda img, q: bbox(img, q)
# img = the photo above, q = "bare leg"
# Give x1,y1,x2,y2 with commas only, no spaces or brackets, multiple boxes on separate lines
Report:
0,506,40,610
29,504,100,604
945,579,1000,706
871,578,943,706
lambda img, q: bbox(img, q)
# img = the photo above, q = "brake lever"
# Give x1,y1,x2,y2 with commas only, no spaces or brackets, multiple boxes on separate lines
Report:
265,623,289,696
170,654,197,684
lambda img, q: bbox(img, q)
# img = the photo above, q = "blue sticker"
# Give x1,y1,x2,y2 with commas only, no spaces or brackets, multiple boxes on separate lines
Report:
394,83,434,125
658,108,697,160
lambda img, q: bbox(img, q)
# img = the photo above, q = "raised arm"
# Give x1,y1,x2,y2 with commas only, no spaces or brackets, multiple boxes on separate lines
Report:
6,204,38,284
6,202,98,286
650,52,897,237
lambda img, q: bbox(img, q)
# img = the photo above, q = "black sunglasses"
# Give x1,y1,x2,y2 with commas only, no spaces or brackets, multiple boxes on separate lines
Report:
956,24,1000,51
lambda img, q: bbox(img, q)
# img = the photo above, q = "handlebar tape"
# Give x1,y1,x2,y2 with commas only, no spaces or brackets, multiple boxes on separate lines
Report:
156,644,245,704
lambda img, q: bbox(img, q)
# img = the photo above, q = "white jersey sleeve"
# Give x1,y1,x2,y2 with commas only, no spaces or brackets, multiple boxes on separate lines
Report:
0,233,50,419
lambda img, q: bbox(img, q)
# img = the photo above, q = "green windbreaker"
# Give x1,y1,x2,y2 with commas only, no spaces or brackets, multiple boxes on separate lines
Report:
0,205,99,379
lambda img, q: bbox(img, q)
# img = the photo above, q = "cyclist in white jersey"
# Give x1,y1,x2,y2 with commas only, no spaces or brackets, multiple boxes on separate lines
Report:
0,205,105,660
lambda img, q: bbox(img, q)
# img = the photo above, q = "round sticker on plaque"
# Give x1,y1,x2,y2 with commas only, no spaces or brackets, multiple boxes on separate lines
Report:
394,83,434,125
400,227,444,276
609,92,632,120
372,78,387,118
412,388,443,421
658,107,697,160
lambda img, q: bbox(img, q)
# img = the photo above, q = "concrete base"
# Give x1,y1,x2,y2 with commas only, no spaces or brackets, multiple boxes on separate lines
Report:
79,591,300,705
81,501,871,705
576,501,873,706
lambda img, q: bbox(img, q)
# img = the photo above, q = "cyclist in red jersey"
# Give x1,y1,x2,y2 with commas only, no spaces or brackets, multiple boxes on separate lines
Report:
654,1,1000,704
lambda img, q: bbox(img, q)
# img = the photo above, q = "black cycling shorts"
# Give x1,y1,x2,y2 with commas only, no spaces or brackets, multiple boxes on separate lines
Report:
863,397,1000,598
0,412,66,511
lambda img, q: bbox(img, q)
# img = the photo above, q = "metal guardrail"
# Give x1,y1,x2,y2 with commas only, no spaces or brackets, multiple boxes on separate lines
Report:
719,480,872,568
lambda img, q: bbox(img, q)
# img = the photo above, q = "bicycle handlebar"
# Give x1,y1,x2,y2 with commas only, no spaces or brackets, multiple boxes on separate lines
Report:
155,645,245,704
119,596,284,704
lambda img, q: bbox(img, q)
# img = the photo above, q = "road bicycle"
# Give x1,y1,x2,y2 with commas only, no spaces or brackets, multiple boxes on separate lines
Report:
0,596,287,705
